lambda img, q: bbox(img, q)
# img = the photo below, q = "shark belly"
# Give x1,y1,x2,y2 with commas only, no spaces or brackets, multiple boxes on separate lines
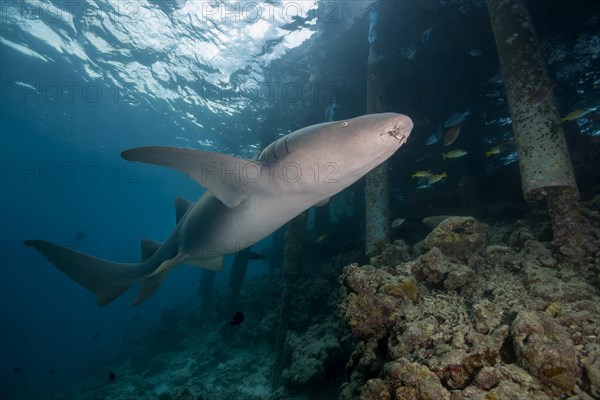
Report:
178,187,316,263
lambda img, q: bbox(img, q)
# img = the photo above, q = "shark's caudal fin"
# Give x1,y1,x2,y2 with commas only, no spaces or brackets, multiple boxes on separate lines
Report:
23,240,141,306
25,200,193,307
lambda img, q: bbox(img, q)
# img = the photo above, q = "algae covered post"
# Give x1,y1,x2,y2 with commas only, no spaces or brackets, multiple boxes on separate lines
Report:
228,247,251,306
198,269,216,312
365,3,392,256
486,0,590,258
271,211,307,390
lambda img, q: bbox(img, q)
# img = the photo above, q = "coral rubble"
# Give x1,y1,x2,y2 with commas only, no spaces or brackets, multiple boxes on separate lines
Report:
43,205,600,400
339,211,600,400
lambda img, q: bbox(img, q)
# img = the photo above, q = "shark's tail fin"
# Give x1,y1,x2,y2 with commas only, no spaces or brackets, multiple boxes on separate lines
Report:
23,240,141,306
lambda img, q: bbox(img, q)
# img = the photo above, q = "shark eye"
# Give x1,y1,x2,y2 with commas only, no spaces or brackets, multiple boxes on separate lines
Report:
341,121,349,127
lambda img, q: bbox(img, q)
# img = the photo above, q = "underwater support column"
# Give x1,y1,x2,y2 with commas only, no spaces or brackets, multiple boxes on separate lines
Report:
269,228,286,279
365,5,391,257
314,203,330,239
487,0,591,258
271,211,307,391
228,247,251,306
198,269,216,312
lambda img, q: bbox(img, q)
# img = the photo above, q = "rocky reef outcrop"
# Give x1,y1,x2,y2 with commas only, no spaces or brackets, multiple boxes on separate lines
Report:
43,202,600,400
281,320,347,389
339,210,600,400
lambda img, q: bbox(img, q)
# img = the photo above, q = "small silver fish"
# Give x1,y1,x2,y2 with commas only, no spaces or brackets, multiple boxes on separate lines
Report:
443,124,463,147
426,123,442,145
469,48,482,57
391,218,405,228
442,149,468,159
444,108,471,128
421,28,432,44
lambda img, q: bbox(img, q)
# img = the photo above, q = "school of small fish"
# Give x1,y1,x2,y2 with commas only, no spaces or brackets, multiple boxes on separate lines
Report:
413,103,517,190
412,107,473,188
409,29,598,192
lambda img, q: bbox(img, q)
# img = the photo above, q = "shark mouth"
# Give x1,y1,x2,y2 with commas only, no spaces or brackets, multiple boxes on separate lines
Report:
381,118,411,144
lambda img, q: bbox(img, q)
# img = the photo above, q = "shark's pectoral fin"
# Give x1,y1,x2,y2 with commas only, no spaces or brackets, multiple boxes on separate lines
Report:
314,198,330,207
197,256,223,272
136,251,189,305
175,197,192,223
122,146,267,208
132,271,167,306
182,257,222,271
146,253,185,278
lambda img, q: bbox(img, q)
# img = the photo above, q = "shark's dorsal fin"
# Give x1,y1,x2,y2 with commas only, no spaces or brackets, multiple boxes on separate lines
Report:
140,238,162,262
122,147,266,208
175,197,192,224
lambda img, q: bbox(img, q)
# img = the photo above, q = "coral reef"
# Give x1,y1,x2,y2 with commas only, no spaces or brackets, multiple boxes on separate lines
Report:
511,310,578,396
43,252,354,400
339,206,600,399
281,321,347,389
339,264,418,339
413,216,487,264
369,240,412,268
41,200,600,400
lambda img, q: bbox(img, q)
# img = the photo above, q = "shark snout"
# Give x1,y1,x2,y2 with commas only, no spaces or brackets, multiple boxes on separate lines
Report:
381,115,413,145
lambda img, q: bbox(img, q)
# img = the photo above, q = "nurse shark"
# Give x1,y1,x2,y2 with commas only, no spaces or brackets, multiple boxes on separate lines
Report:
25,113,413,306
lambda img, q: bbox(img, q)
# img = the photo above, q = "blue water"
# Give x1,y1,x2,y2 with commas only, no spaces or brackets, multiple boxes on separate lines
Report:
1,0,599,398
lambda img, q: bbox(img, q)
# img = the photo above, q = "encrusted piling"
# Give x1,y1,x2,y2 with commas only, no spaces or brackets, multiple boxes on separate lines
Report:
271,211,307,390
269,228,285,279
314,203,330,240
487,0,591,261
228,247,251,305
198,269,216,313
365,4,391,256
